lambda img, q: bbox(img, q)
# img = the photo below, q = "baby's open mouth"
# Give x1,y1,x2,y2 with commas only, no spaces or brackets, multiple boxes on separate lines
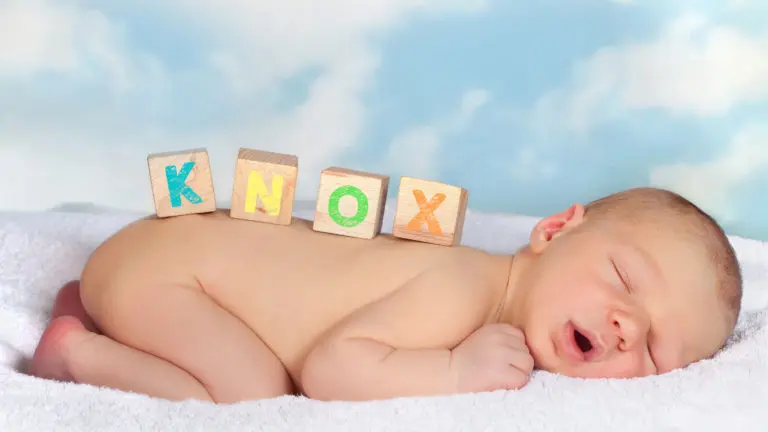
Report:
560,321,602,363
573,329,593,353
568,322,604,362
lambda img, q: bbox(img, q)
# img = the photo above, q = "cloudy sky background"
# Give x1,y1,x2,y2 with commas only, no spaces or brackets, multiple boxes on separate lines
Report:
1,0,767,239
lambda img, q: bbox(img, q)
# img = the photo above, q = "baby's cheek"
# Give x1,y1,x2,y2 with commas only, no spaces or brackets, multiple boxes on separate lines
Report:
522,326,557,370
600,353,648,379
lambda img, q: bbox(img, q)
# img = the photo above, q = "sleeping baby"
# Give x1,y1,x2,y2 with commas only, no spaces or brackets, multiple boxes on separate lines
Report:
27,187,742,403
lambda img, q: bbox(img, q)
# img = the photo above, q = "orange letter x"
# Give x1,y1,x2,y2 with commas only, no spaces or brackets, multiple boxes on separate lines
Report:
406,189,446,235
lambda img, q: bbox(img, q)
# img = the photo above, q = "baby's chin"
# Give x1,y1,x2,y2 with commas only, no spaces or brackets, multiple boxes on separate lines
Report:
531,354,650,379
526,339,560,374
527,337,598,378
531,357,602,379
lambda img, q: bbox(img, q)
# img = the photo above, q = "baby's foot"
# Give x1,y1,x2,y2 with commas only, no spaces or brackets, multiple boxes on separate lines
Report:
51,280,98,333
28,316,90,382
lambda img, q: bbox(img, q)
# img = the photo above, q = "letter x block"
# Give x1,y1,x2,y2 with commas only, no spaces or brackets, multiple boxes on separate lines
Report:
147,148,217,218
313,167,389,239
230,148,299,225
392,177,468,246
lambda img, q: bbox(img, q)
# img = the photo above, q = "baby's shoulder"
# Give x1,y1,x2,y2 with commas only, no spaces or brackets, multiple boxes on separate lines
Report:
438,245,497,269
397,249,505,322
421,248,502,290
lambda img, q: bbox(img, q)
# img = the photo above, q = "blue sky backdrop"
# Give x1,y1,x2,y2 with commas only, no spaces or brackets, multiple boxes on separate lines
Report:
1,0,767,239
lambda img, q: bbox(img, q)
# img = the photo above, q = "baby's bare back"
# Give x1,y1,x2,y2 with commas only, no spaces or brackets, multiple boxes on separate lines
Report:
80,209,491,380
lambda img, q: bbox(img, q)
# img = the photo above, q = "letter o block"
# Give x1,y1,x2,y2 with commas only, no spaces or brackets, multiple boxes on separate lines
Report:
313,167,389,239
230,148,298,225
147,148,217,218
392,176,468,246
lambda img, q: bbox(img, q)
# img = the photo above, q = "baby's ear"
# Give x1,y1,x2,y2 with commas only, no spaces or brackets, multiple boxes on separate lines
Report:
529,203,585,253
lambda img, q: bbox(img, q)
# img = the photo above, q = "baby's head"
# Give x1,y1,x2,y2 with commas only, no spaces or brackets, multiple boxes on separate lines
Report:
509,187,742,378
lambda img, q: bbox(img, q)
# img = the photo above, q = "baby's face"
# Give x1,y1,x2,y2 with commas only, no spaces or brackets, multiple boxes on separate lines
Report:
518,216,731,379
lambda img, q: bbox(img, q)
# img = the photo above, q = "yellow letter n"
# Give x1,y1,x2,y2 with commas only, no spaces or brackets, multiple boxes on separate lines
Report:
244,171,284,216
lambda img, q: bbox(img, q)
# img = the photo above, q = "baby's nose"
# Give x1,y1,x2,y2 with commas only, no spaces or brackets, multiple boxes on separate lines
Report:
611,311,649,352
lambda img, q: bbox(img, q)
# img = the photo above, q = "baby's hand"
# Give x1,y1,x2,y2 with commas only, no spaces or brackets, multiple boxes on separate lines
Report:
449,323,534,394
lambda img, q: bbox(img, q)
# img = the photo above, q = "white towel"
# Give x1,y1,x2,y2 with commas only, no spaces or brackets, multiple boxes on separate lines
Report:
1,200,767,432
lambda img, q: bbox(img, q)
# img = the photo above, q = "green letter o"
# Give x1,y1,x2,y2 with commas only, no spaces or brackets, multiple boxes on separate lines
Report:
328,185,369,228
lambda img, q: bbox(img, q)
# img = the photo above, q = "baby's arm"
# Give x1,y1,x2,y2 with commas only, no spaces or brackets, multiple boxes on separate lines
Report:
300,261,496,401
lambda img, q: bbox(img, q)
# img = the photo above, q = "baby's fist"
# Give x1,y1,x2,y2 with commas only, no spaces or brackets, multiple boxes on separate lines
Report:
449,323,534,394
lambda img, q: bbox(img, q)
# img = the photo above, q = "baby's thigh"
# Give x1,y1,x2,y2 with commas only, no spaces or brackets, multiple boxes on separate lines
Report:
80,279,293,402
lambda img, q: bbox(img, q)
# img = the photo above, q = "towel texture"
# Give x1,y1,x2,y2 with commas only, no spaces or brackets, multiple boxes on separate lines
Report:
1,201,767,432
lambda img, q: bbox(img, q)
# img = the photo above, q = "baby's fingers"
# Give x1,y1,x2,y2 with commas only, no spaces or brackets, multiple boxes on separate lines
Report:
503,346,535,375
497,330,529,353
496,365,531,391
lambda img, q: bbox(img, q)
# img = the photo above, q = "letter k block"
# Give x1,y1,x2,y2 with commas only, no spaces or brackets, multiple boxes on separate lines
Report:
392,177,469,246
148,148,217,218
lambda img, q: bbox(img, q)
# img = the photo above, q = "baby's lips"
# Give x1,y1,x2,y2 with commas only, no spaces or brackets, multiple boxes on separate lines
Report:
560,321,587,362
574,324,605,362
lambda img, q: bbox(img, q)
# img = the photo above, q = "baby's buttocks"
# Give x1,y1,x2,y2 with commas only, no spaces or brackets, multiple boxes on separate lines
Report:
78,216,214,318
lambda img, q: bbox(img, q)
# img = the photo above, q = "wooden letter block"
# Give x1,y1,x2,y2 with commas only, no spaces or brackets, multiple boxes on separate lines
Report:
230,148,298,225
392,176,468,246
147,148,216,218
313,167,389,239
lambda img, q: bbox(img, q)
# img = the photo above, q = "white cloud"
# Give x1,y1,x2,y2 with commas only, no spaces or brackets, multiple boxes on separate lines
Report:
533,13,768,133
0,0,158,92
381,88,490,180
199,46,382,203
0,121,177,213
454,89,491,131
161,0,487,98
508,147,556,182
649,125,768,222
385,127,442,179
0,0,487,212
729,0,753,9
180,0,488,201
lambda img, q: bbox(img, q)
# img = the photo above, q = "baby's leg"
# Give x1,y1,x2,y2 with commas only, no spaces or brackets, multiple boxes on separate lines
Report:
29,315,213,402
79,281,293,403
30,280,211,401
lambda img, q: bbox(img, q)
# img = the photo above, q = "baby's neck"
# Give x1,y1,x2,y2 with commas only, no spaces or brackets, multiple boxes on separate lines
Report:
494,249,531,329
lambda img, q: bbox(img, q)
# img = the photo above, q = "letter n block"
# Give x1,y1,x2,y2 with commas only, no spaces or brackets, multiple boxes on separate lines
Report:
392,177,468,246
147,148,217,218
313,167,389,239
230,148,299,225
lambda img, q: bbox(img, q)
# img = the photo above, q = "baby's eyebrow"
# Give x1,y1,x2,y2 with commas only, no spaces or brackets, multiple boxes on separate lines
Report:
624,243,664,293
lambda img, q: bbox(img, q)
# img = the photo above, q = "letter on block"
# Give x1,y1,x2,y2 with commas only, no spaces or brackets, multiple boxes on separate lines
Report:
313,167,389,239
230,148,299,225
392,177,468,246
147,148,216,218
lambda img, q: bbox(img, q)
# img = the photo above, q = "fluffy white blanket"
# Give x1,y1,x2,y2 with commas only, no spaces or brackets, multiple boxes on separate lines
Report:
1,200,767,432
